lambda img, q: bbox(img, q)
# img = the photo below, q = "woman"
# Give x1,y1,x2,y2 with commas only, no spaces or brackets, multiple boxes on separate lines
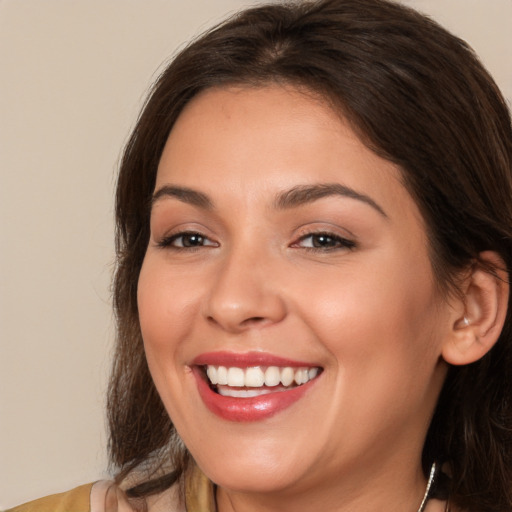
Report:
9,0,511,511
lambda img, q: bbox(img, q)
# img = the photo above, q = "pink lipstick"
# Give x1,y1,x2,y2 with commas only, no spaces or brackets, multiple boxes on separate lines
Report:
191,351,322,422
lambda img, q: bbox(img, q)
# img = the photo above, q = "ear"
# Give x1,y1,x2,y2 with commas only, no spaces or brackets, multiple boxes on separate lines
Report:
442,251,509,366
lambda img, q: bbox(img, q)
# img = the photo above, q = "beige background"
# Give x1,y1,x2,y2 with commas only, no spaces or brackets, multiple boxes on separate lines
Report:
0,0,510,508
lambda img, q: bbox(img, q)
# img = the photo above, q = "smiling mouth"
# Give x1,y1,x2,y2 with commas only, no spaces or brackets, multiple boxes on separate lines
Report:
203,365,322,398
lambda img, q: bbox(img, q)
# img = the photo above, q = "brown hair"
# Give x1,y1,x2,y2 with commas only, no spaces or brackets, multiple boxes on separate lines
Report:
108,1,512,510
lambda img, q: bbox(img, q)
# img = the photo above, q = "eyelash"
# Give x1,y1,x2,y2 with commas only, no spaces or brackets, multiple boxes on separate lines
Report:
292,232,356,252
157,231,218,251
157,230,356,253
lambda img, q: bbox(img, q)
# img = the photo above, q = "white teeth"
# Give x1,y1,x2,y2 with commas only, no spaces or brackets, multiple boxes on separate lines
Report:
245,367,265,387
264,366,281,387
205,364,321,389
206,366,218,384
280,367,295,386
217,366,228,385
227,367,245,387
294,368,309,385
308,367,319,380
218,387,275,398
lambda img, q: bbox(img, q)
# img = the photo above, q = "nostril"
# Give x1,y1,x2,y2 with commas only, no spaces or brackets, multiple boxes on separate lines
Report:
204,291,287,331
207,315,267,328
242,316,266,325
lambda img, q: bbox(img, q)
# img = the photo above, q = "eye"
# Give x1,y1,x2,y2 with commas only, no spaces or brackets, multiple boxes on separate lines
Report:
158,231,218,249
293,232,356,251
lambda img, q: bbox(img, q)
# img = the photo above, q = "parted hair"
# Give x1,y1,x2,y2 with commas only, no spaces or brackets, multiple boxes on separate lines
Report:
108,0,512,510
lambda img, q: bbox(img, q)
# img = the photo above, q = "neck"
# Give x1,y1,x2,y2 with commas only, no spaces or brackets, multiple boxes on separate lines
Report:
216,460,430,512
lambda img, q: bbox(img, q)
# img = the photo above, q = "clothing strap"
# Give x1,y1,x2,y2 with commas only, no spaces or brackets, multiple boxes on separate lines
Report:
185,464,216,512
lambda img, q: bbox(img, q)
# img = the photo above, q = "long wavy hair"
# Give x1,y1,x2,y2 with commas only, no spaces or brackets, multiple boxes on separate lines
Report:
108,1,512,510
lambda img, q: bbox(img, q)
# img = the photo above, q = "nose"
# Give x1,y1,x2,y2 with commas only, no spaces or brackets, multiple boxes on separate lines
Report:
203,247,287,333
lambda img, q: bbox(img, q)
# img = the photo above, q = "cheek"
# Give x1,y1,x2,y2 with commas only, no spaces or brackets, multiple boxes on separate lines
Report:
296,250,443,385
137,255,202,420
136,255,203,410
138,255,198,351
296,260,445,445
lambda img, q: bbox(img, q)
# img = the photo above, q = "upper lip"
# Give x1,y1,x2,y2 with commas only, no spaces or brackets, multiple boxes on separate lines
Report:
192,351,320,368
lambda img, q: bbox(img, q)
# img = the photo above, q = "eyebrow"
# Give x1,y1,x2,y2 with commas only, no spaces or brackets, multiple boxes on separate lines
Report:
274,183,388,218
152,185,213,209
151,182,387,218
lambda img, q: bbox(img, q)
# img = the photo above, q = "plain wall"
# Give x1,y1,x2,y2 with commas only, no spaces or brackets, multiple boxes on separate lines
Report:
0,0,510,508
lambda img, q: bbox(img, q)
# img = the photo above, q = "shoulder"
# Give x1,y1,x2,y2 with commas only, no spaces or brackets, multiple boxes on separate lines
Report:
5,479,186,512
6,482,95,512
5,481,138,512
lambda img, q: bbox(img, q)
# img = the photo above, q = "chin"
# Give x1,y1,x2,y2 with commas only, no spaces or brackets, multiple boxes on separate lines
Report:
206,463,303,495
189,438,312,494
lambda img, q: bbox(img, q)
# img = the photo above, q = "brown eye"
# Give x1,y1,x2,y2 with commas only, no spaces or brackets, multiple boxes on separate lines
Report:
295,233,356,251
179,233,207,247
311,234,339,248
158,231,218,249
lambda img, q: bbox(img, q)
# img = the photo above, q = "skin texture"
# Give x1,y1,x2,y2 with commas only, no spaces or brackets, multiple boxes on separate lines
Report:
137,85,457,512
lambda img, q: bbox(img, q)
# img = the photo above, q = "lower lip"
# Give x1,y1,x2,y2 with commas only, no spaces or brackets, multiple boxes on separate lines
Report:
192,367,318,422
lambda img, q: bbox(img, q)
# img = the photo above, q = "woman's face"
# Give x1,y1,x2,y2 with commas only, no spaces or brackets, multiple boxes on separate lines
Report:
138,85,452,499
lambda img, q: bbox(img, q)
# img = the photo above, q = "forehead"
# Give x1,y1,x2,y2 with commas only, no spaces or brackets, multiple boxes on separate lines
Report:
156,85,419,223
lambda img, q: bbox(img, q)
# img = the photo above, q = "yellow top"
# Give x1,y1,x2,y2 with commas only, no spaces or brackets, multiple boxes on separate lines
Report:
5,465,215,512
6,483,93,512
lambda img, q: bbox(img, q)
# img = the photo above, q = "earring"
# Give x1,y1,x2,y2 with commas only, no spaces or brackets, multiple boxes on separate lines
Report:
462,316,470,326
